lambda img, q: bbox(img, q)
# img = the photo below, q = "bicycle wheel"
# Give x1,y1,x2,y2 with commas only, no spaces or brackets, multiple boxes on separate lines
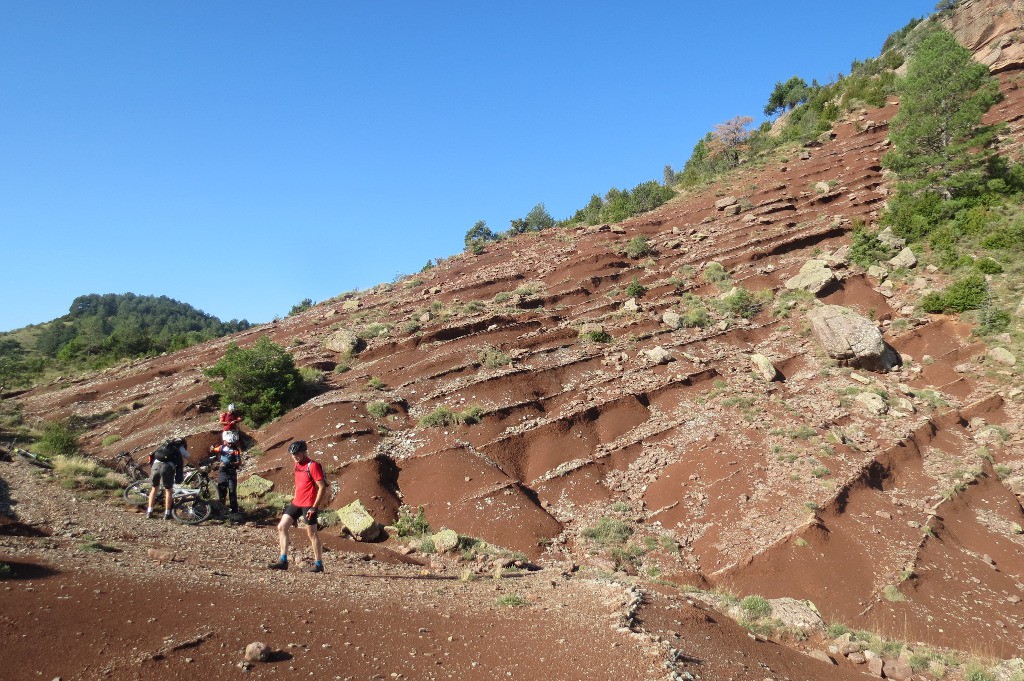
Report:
172,498,212,525
124,479,153,504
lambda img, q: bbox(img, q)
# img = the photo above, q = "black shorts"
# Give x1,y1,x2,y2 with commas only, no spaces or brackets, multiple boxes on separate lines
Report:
283,503,318,527
150,461,175,490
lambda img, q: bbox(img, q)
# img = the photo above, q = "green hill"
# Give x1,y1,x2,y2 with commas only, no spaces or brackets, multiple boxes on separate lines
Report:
1,293,250,388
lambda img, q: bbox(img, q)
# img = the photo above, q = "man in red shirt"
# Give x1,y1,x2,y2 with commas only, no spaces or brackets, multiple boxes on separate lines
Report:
267,440,328,573
220,403,242,432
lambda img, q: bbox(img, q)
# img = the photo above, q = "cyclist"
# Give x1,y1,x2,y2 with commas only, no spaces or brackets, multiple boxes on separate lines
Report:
147,438,188,520
209,430,242,516
220,403,242,433
268,440,328,573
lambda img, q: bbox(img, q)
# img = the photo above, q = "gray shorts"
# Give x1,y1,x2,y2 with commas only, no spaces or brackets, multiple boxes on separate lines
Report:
151,460,175,490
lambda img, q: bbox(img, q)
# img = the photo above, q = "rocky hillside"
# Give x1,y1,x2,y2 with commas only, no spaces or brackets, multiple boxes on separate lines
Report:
4,3,1024,679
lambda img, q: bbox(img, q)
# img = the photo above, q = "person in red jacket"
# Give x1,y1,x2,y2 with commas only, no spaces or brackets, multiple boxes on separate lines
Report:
267,440,328,573
219,403,242,432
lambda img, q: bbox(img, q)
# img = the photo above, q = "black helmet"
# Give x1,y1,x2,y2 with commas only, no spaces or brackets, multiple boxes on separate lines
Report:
288,440,307,455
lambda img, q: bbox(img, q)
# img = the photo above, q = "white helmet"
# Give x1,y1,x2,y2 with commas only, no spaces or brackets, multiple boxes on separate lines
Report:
222,430,239,444
227,403,236,413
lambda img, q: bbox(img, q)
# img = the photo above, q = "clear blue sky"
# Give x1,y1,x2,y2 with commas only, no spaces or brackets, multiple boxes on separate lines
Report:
0,1,938,332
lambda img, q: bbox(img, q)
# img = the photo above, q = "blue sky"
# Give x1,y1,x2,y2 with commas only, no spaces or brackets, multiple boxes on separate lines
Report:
0,1,938,332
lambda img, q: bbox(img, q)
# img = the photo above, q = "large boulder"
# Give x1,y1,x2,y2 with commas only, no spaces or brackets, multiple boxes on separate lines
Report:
785,260,836,295
237,475,274,499
750,353,779,381
323,328,361,356
807,305,901,372
337,500,381,541
430,528,460,553
888,247,917,269
662,310,683,330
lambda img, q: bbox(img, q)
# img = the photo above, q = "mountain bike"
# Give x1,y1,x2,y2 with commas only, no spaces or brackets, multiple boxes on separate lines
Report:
123,465,214,524
7,441,54,469
112,446,146,481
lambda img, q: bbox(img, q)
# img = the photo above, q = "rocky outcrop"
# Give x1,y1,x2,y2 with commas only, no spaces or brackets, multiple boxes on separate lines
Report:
943,0,1024,73
784,260,837,295
807,305,901,371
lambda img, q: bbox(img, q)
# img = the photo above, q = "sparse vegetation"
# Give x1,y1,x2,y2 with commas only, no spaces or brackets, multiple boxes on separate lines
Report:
496,593,529,607
478,345,512,369
36,420,81,457
366,401,391,419
740,595,772,620
624,278,646,298
625,236,653,259
582,517,633,546
393,505,430,537
418,405,485,428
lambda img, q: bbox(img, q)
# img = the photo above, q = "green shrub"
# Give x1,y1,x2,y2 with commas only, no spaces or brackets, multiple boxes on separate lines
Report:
681,296,711,328
703,262,729,283
922,273,989,314
740,595,772,620
478,345,512,368
625,236,652,259
288,298,314,316
718,287,766,319
366,401,391,418
493,291,512,304
582,517,633,546
418,405,485,428
496,594,529,607
974,257,1003,274
366,377,386,390
299,366,327,392
204,336,303,427
580,329,612,343
393,505,430,537
848,225,893,267
100,435,122,447
37,420,80,457
624,278,646,298
964,663,996,681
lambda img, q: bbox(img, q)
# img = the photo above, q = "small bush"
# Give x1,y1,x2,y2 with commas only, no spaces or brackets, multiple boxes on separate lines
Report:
703,262,729,283
393,505,430,537
419,406,459,428
974,257,1003,274
718,287,766,319
37,420,80,457
418,405,485,428
478,345,512,368
582,517,633,546
493,291,512,304
625,236,652,259
100,435,122,447
366,401,391,418
740,595,772,620
580,329,612,343
848,225,894,267
366,377,386,391
496,594,529,607
624,278,647,298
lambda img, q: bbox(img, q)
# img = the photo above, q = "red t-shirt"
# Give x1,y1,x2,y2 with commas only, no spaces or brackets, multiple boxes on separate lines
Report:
293,459,325,507
220,412,241,431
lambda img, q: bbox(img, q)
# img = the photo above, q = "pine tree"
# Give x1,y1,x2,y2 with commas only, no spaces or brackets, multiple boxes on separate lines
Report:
883,29,1001,195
